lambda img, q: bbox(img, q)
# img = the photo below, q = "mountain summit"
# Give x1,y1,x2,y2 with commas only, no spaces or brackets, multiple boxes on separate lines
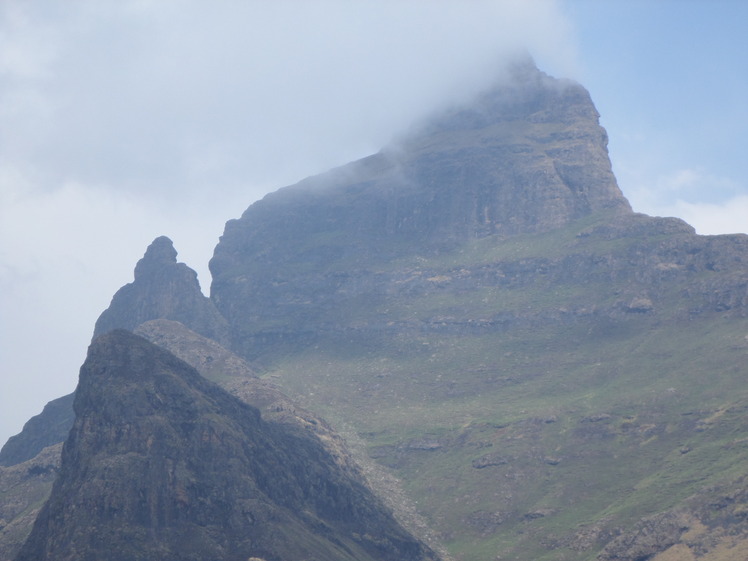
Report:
209,61,635,358
211,62,629,273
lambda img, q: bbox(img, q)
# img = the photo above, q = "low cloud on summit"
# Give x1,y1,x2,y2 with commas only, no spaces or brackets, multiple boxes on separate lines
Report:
2,0,746,445
0,0,577,443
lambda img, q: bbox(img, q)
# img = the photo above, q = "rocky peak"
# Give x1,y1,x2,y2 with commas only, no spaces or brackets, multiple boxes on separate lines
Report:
15,330,440,561
93,236,228,344
133,235,178,279
209,58,633,348
211,60,630,277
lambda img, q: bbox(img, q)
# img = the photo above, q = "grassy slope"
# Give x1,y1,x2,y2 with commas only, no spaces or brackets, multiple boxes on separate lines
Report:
260,214,748,561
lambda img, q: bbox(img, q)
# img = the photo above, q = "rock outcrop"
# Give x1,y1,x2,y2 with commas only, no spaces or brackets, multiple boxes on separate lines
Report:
15,330,439,561
0,395,73,467
210,61,634,357
133,319,360,474
93,236,228,344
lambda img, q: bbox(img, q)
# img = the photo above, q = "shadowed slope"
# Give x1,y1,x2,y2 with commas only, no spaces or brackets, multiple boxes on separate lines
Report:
15,330,439,561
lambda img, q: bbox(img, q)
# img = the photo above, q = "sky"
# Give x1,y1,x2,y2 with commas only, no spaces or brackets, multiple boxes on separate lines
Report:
1,0,747,445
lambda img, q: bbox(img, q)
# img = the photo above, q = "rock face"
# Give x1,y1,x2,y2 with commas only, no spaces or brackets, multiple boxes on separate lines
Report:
133,319,360,474
209,61,747,361
210,62,632,356
213,61,629,266
93,236,228,344
0,444,61,561
15,330,439,561
0,395,73,467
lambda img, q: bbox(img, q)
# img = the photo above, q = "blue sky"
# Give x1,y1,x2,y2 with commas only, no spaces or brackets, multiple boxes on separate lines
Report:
1,0,746,444
564,0,748,231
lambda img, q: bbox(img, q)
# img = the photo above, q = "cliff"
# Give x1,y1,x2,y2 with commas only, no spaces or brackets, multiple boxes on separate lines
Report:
15,330,439,561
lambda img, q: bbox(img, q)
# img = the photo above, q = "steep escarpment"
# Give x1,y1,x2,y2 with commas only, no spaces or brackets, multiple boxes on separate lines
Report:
0,444,61,561
15,330,439,561
210,62,632,357
204,60,748,561
209,62,748,362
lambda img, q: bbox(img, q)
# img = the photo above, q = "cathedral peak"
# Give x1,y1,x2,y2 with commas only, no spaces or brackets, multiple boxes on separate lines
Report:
133,235,178,279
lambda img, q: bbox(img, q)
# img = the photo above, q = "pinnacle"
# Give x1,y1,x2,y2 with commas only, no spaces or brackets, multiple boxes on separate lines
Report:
134,236,177,279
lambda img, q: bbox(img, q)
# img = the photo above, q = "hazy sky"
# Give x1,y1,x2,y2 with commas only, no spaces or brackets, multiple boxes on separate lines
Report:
1,0,746,445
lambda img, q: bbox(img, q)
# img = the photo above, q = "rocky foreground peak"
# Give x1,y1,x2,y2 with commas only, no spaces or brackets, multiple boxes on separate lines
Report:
15,330,439,561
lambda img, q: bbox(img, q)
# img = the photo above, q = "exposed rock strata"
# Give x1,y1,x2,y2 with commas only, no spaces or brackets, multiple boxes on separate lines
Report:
210,64,631,343
209,63,748,363
15,330,439,561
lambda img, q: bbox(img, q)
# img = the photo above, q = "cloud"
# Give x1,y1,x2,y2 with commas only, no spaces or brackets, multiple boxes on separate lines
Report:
660,197,748,237
1,0,578,196
624,167,747,234
0,0,579,443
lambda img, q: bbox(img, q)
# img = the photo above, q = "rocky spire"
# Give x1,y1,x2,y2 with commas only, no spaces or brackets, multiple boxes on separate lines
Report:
133,235,178,278
93,236,228,344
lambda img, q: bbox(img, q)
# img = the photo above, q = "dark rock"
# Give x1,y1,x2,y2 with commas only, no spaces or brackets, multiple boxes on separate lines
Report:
472,453,511,469
15,330,439,561
523,509,554,520
597,511,689,561
0,394,73,467
581,414,612,423
134,319,360,473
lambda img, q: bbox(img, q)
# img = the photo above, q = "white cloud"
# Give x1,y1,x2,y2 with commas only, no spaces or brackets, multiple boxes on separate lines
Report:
623,167,746,229
661,197,748,236
1,0,581,444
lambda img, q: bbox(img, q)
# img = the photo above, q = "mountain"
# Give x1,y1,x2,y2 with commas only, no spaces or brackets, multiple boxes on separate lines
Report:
209,61,634,360
1,236,229,475
0,395,73,467
207,61,748,560
93,235,229,344
14,330,439,561
5,59,748,561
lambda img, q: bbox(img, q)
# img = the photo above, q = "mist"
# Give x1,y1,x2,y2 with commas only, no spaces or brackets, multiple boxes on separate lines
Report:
0,0,578,444
3,0,747,446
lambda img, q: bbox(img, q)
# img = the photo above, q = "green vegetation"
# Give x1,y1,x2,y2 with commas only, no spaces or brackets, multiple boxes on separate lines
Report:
255,217,748,560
